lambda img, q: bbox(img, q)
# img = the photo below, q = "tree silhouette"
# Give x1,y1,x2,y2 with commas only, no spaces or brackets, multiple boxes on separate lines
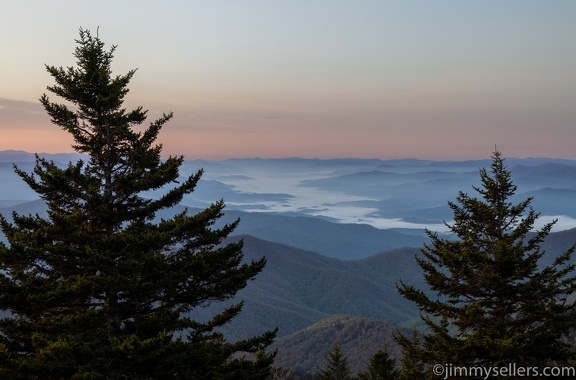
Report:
358,346,399,380
397,151,576,375
317,344,352,380
0,28,275,379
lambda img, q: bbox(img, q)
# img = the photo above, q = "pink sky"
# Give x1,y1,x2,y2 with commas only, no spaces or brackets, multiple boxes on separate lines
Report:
1,1,575,160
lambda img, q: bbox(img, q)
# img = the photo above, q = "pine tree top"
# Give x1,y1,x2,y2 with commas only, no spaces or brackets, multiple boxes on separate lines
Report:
397,150,576,369
0,28,276,379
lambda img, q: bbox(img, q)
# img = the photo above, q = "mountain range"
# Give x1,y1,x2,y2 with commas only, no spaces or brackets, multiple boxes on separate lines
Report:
2,150,576,373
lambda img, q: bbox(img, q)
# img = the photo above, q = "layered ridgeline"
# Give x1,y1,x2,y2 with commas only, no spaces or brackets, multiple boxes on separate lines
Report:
2,153,576,337
4,151,576,256
4,187,574,339
3,152,576,375
3,152,576,236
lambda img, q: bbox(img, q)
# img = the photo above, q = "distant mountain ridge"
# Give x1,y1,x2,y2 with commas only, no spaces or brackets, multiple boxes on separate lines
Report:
0,149,86,163
2,150,576,374
0,199,428,259
2,150,576,232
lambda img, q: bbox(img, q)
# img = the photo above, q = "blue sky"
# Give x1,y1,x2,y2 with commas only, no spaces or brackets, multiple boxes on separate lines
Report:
1,1,575,159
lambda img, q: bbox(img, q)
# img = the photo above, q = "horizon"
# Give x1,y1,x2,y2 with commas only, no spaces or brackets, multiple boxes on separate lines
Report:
2,2,576,160
2,148,576,163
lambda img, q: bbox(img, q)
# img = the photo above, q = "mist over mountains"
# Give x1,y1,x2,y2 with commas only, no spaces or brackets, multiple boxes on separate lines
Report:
2,150,576,373
3,150,576,234
2,150,576,258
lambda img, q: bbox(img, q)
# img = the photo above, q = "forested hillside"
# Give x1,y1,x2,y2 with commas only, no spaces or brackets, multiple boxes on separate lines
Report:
191,229,576,343
272,315,406,375
188,235,422,340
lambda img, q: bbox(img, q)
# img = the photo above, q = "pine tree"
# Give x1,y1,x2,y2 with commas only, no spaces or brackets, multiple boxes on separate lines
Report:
396,331,424,380
317,344,352,380
358,346,399,380
396,151,576,374
0,28,275,379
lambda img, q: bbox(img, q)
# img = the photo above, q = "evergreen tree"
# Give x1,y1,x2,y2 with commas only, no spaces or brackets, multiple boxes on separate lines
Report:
396,151,576,375
0,28,275,379
358,346,399,380
316,344,352,380
396,331,424,380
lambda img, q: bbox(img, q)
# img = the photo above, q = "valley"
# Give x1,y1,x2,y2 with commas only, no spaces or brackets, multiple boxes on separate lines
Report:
2,150,576,374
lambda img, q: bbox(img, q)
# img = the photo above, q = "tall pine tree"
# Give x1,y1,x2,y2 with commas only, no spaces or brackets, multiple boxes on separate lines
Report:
0,28,275,379
396,151,576,374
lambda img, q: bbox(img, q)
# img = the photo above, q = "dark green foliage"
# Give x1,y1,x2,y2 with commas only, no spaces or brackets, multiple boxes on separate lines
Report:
358,346,399,380
396,151,576,374
0,28,275,379
396,331,424,380
316,344,352,380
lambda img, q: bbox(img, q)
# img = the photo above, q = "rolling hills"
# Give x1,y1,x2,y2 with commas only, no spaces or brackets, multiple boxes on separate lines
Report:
3,151,576,233
190,228,576,343
188,235,424,341
3,151,576,373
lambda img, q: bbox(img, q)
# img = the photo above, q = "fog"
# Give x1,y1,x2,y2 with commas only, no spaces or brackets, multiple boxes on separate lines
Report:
2,152,576,232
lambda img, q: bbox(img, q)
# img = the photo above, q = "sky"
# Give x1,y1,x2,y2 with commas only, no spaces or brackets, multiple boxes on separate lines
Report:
1,1,575,160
